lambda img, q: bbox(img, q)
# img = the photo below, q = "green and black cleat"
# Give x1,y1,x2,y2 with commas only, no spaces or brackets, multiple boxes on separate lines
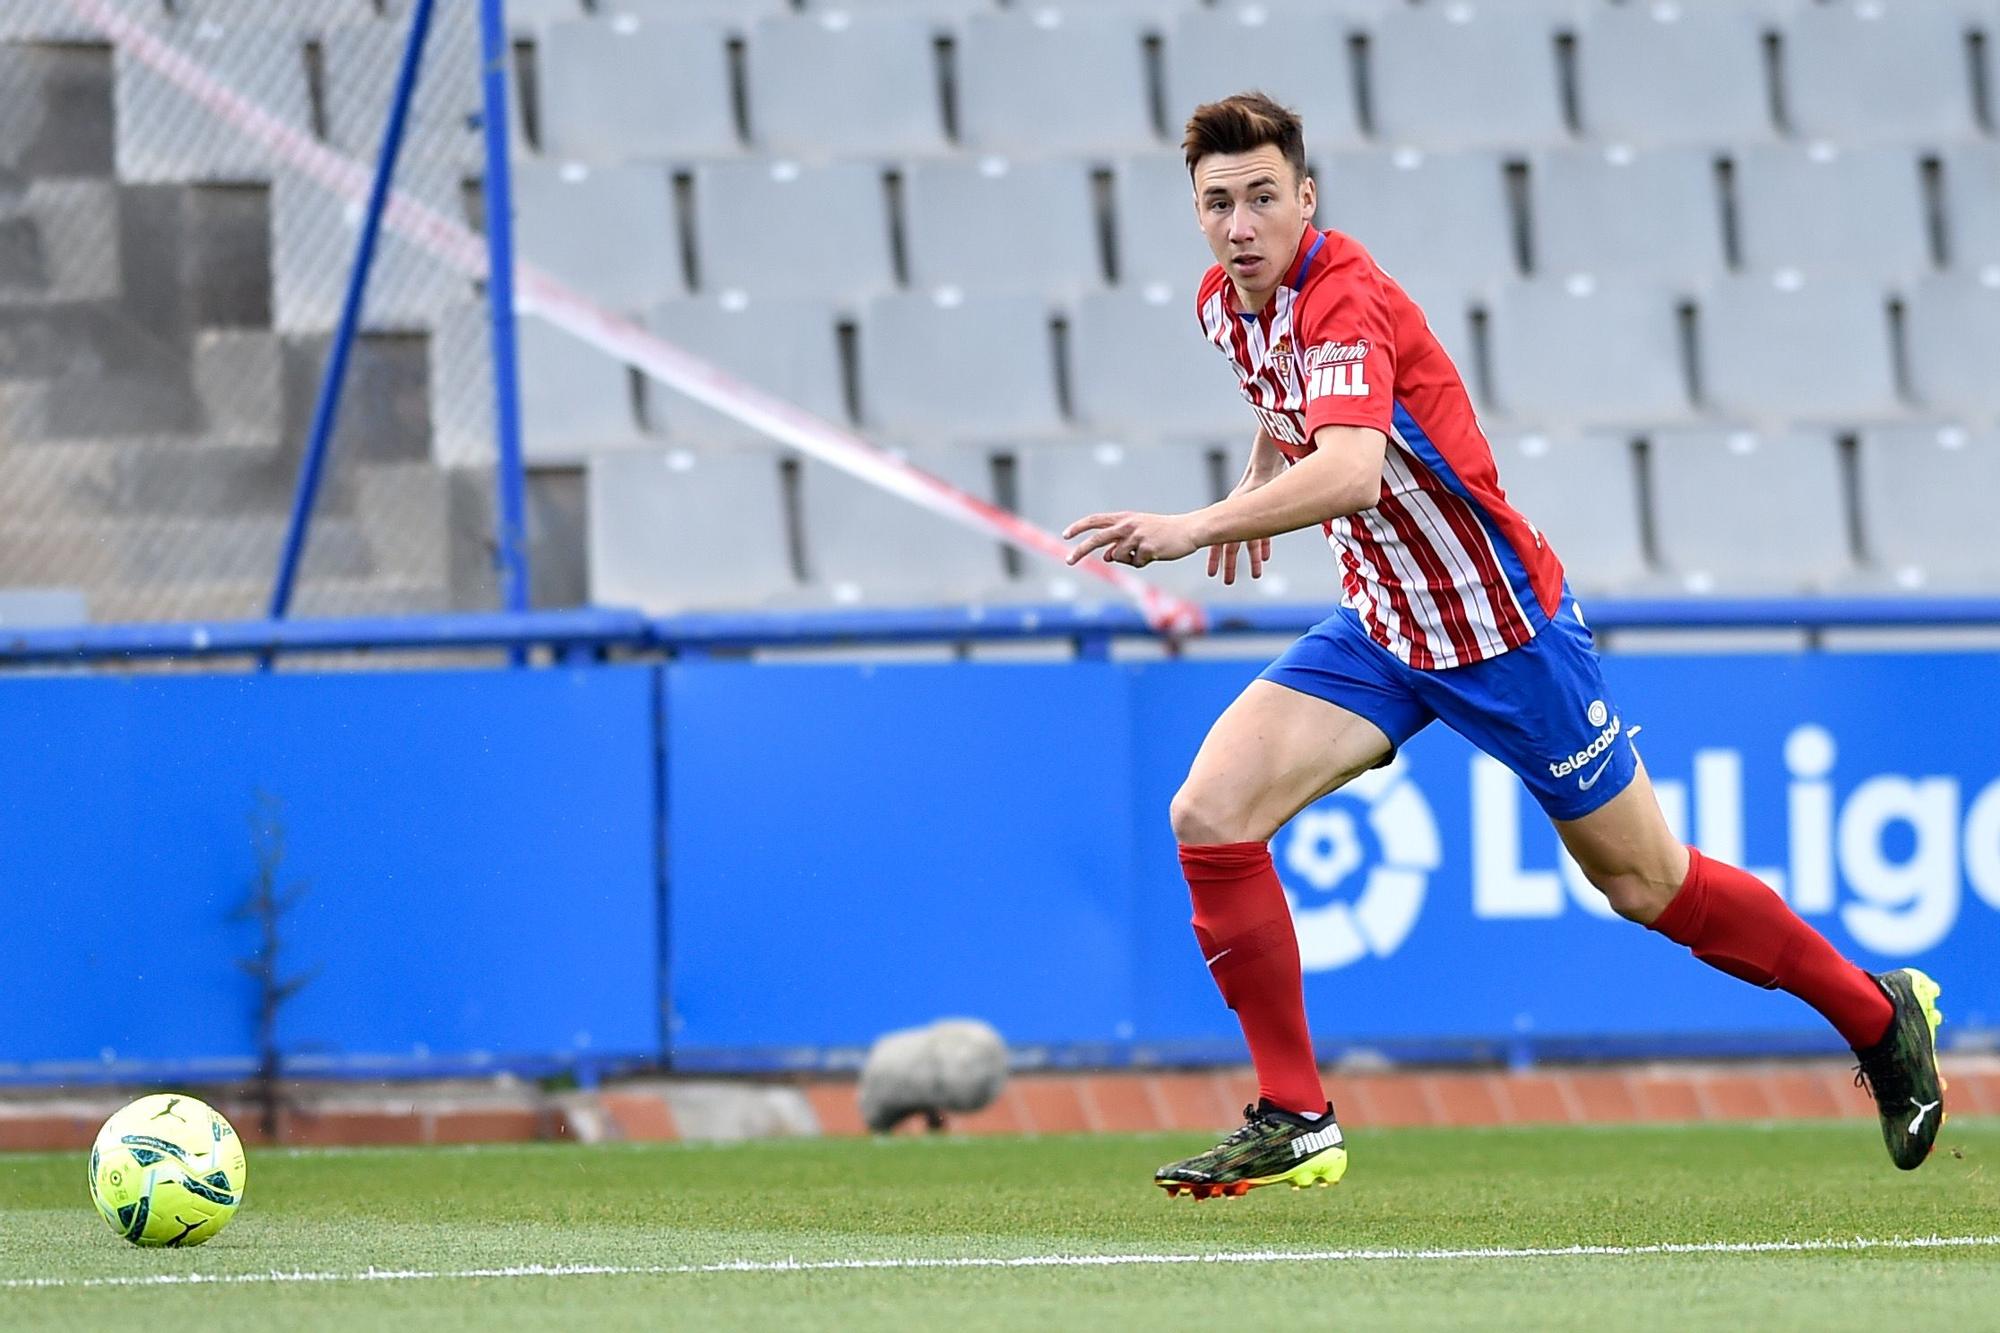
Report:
1853,968,1947,1171
1154,1100,1348,1200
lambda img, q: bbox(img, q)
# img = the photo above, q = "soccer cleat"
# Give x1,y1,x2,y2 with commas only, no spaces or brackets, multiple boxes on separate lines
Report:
1155,1100,1348,1200
1852,968,1947,1171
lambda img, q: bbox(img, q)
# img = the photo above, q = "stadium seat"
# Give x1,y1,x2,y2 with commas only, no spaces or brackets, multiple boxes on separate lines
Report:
957,11,1156,156
0,0,115,40
170,0,374,31
1317,150,1515,298
799,0,996,15
1527,146,1725,282
1011,438,1218,600
745,14,947,159
1111,153,1211,288
1940,145,2000,276
597,0,790,28
536,16,738,162
646,294,849,444
516,316,646,464
797,446,1010,606
857,291,1065,441
1573,2,1774,148
1160,8,1364,153
902,157,1102,297
514,162,685,310
587,446,798,611
1730,145,1931,282
269,168,472,333
1368,4,1569,151
691,160,895,305
1648,427,1853,593
1485,279,1690,428
1855,424,2000,588
114,27,314,183
1900,274,2000,421
1069,286,1249,437
1780,2,1980,146
322,7,486,171
1696,275,1898,424
1486,431,1649,595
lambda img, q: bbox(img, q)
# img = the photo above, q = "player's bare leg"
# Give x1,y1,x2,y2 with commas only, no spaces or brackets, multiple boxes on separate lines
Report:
1156,681,1390,1198
1556,759,1945,1169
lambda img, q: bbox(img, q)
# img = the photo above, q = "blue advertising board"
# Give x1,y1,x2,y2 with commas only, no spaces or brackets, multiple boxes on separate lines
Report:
668,653,2000,1066
4,667,661,1080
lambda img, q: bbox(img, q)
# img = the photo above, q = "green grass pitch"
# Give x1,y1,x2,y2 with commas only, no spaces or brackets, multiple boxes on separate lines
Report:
6,1120,1999,1331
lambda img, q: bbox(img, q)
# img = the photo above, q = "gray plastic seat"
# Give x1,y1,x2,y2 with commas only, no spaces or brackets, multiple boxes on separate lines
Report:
1782,3,1979,146
428,304,645,466
536,16,737,162
903,157,1101,297
114,27,314,182
514,162,684,309
1901,275,2000,421
1941,145,2000,276
169,0,373,31
1648,427,1852,592
1574,3,1773,148
587,446,797,612
1161,8,1363,153
798,446,1008,606
1112,153,1212,287
597,0,790,28
1370,3,1568,151
692,160,894,304
746,13,946,158
857,292,1064,440
646,295,848,444
1070,286,1248,436
1487,279,1689,428
1528,146,1724,282
800,0,996,14
1486,431,1648,593
1697,275,1897,423
958,11,1155,156
269,167,471,332
1856,424,2000,588
1732,145,1929,281
1012,438,1216,600
323,6,484,171
1317,150,1514,298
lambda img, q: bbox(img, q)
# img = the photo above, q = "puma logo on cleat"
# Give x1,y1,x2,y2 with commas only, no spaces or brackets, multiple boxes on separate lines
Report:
1908,1097,1940,1135
1291,1124,1344,1158
1203,948,1233,967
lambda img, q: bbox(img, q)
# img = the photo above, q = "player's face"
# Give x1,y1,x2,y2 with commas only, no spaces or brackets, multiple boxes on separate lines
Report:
1192,145,1315,301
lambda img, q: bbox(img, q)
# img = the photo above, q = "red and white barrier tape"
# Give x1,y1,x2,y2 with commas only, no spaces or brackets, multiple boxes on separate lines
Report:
62,0,1205,633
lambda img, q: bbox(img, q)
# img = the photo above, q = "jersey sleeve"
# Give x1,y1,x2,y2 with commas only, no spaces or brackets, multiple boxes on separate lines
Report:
1293,260,1396,438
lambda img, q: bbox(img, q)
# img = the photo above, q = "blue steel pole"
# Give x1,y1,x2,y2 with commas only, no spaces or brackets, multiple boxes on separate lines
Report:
267,0,439,619
479,0,532,618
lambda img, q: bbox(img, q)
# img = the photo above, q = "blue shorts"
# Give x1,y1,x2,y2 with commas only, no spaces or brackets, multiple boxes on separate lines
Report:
1259,589,1639,821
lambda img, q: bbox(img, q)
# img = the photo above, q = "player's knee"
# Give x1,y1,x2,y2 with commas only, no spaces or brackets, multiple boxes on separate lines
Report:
1585,866,1680,925
1169,780,1268,846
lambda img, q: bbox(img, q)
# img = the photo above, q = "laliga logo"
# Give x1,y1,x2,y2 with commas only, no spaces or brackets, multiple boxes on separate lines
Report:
1277,756,1441,972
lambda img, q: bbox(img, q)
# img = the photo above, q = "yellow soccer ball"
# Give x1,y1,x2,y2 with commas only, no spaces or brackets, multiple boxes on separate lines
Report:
88,1094,248,1247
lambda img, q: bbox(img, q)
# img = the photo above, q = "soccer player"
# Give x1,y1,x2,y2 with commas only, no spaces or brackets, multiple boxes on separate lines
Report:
1062,93,1945,1199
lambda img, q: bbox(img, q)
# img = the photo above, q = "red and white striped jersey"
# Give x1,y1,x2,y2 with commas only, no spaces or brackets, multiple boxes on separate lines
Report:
1197,225,1566,670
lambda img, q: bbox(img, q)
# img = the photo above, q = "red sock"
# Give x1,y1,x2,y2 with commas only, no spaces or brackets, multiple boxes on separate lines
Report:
1651,846,1893,1049
1179,841,1327,1115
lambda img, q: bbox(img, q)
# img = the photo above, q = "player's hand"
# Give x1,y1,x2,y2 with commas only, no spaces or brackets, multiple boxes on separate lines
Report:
1206,537,1272,585
1061,511,1202,569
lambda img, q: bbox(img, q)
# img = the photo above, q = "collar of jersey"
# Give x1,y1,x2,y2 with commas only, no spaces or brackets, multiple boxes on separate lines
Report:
1233,226,1327,321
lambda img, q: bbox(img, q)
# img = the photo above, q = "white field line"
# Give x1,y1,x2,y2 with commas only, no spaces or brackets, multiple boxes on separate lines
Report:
7,1234,2000,1292
57,0,1202,633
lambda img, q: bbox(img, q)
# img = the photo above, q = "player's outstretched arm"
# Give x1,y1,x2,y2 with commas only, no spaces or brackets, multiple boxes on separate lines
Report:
1209,428,1286,585
1063,425,1384,570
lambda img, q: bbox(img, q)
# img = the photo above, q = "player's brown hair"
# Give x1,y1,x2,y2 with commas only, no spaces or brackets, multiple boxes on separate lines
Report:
1181,92,1307,181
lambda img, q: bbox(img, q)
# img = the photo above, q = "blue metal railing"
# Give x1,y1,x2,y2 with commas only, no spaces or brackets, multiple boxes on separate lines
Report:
2,597,1999,667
